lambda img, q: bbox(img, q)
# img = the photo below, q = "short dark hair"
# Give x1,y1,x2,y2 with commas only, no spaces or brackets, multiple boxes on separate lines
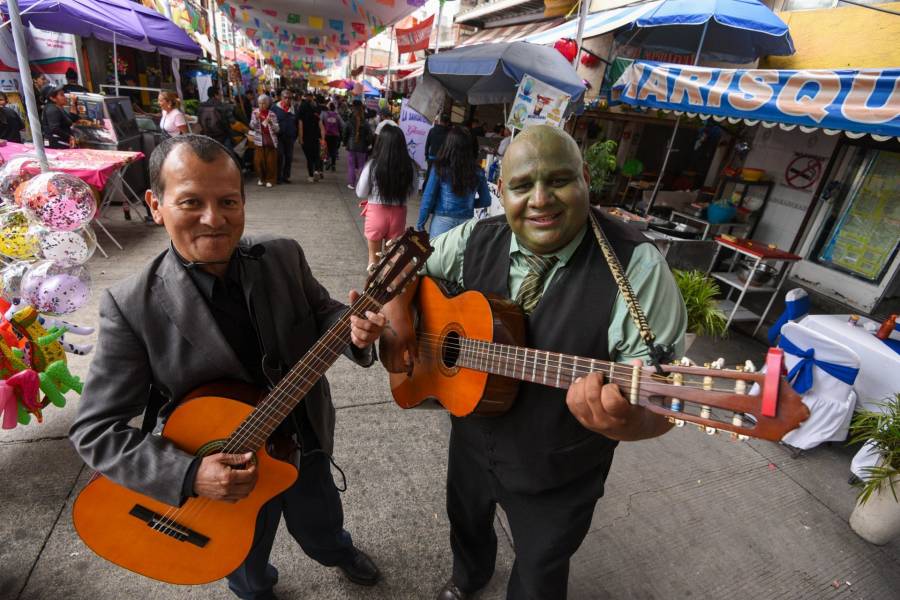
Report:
65,68,78,82
149,134,243,201
439,113,450,125
207,85,219,99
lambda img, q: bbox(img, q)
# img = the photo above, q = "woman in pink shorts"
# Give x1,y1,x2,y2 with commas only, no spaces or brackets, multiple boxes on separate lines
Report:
355,124,418,271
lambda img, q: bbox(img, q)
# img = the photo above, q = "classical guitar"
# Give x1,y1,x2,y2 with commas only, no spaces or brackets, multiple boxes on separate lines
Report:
72,230,431,585
389,277,809,442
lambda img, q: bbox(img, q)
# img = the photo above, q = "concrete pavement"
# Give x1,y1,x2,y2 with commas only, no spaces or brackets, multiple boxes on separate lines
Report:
1,154,898,600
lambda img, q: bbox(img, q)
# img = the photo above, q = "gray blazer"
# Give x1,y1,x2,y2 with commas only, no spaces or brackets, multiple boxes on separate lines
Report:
69,236,372,507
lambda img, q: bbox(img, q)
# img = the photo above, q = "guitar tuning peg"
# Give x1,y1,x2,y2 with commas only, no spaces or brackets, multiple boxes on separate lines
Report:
744,359,757,373
385,239,395,247
705,426,718,436
375,252,383,258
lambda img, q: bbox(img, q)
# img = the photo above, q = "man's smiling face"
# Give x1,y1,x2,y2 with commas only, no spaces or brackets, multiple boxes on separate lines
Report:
499,125,591,255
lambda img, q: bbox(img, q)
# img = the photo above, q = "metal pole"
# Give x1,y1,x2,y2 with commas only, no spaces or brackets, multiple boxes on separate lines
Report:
209,0,224,97
385,26,395,101
644,20,710,215
6,0,48,170
433,0,444,55
573,0,590,66
113,32,120,95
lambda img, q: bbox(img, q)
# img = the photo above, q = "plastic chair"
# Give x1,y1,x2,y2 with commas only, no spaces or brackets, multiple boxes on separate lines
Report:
767,288,810,345
778,322,860,450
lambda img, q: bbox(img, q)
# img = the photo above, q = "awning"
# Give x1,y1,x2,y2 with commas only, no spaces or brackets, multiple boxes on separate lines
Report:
5,0,201,58
612,61,900,141
522,1,663,46
459,19,563,48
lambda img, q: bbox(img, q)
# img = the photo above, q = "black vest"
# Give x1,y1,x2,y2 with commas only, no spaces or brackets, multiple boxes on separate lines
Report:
456,209,650,493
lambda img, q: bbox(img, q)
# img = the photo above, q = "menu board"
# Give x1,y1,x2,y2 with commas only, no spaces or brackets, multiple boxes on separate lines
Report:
819,150,900,282
506,75,570,131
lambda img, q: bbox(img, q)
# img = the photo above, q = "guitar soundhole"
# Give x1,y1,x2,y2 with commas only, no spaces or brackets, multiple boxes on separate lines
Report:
442,331,461,369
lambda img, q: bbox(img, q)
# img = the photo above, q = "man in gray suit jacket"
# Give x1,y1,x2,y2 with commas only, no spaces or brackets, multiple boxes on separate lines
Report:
70,134,386,599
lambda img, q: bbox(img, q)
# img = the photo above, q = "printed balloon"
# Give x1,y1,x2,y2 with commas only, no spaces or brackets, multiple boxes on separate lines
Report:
19,172,96,231
0,156,37,204
20,261,91,315
0,209,39,259
34,224,97,265
0,260,32,300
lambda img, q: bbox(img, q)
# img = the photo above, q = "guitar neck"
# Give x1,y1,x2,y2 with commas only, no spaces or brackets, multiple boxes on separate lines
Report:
227,294,381,453
456,338,621,391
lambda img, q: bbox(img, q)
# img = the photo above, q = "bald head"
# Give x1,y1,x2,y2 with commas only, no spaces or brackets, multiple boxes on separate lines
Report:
498,125,591,255
501,125,583,180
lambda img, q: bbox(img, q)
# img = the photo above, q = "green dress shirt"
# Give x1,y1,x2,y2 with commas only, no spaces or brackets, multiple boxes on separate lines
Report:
423,219,687,363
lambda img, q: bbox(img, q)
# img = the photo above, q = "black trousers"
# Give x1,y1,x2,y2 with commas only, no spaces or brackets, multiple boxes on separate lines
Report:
447,429,610,600
277,136,296,181
302,140,321,177
226,444,354,599
325,135,341,169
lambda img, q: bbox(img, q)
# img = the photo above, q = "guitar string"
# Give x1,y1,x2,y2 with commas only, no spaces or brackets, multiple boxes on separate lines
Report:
409,333,758,395
149,293,385,535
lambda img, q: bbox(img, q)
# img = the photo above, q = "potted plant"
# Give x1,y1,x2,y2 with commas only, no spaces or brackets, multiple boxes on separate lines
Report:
848,394,900,545
672,269,728,351
584,139,617,204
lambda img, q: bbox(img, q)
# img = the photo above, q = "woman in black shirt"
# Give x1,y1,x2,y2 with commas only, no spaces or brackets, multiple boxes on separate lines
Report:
41,86,79,149
0,92,24,143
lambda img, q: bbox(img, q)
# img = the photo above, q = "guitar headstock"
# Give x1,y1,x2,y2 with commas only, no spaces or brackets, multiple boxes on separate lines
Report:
364,228,432,306
636,349,809,442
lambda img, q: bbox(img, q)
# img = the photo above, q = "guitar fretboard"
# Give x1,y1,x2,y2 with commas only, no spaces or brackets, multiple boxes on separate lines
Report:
226,294,381,453
456,338,628,393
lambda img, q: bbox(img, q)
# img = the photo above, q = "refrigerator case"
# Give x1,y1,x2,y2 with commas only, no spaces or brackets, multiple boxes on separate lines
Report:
70,94,148,194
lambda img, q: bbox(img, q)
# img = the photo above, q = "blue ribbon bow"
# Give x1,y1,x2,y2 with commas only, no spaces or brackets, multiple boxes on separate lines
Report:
779,336,859,394
767,294,811,345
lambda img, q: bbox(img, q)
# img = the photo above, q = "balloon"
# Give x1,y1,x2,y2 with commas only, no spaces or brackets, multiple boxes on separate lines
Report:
20,261,91,315
0,210,39,259
0,156,37,204
0,261,32,300
18,172,96,232
33,224,97,265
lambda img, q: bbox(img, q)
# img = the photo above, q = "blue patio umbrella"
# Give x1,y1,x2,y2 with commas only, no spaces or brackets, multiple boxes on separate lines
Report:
362,80,381,97
617,0,795,64
614,0,794,213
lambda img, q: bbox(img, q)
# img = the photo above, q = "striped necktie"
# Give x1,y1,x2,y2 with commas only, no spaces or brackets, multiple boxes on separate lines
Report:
515,254,558,315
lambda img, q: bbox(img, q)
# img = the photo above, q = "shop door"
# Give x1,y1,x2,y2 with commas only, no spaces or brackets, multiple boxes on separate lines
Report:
812,149,900,284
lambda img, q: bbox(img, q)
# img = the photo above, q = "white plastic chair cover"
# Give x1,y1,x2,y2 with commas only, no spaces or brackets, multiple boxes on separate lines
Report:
779,322,861,450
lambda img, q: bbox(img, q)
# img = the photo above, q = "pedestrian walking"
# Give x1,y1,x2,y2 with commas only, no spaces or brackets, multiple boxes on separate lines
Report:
355,125,417,272
272,89,299,183
417,127,491,238
424,113,451,185
250,94,279,188
321,102,343,171
298,94,325,183
198,86,233,149
343,101,372,189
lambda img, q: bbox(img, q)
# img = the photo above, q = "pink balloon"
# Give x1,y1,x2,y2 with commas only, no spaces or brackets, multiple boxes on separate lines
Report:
19,172,96,232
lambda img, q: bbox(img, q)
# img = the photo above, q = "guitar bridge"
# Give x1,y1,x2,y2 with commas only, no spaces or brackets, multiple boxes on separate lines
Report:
129,504,210,548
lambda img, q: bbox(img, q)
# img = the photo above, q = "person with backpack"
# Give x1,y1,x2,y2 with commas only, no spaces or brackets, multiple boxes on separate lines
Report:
321,103,343,171
198,86,232,148
343,101,372,189
355,125,417,272
272,89,299,183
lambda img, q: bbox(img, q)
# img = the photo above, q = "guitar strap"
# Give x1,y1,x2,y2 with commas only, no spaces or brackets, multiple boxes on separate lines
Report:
588,210,674,374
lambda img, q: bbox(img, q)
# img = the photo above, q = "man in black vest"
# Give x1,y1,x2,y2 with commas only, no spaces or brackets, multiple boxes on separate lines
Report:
381,125,686,600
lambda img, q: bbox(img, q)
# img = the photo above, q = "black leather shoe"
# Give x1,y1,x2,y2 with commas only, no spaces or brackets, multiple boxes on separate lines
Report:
436,579,470,600
337,548,380,586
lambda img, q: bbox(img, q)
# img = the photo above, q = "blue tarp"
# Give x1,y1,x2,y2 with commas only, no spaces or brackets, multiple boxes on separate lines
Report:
617,0,794,64
426,41,585,107
613,61,900,140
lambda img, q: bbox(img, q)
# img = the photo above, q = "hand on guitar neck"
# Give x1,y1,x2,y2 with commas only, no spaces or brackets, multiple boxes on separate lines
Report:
567,368,673,442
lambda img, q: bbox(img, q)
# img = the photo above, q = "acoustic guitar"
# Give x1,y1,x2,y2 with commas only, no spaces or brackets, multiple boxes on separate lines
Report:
390,277,809,442
72,230,431,584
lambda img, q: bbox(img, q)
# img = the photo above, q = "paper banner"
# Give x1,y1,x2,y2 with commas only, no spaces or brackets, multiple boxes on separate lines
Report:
396,15,433,54
329,19,344,32
507,75,571,131
287,13,300,24
262,9,277,17
309,16,324,29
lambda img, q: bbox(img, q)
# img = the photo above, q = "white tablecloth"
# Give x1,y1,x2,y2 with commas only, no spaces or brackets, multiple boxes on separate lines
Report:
799,314,900,480
799,314,900,410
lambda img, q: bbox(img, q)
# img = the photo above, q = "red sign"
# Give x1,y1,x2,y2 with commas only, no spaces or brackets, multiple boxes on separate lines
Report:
396,15,434,54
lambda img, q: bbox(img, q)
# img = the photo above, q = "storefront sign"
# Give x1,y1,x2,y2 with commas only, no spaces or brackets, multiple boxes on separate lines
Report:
0,24,77,92
507,75,571,131
613,61,900,139
396,15,434,54
398,100,432,170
